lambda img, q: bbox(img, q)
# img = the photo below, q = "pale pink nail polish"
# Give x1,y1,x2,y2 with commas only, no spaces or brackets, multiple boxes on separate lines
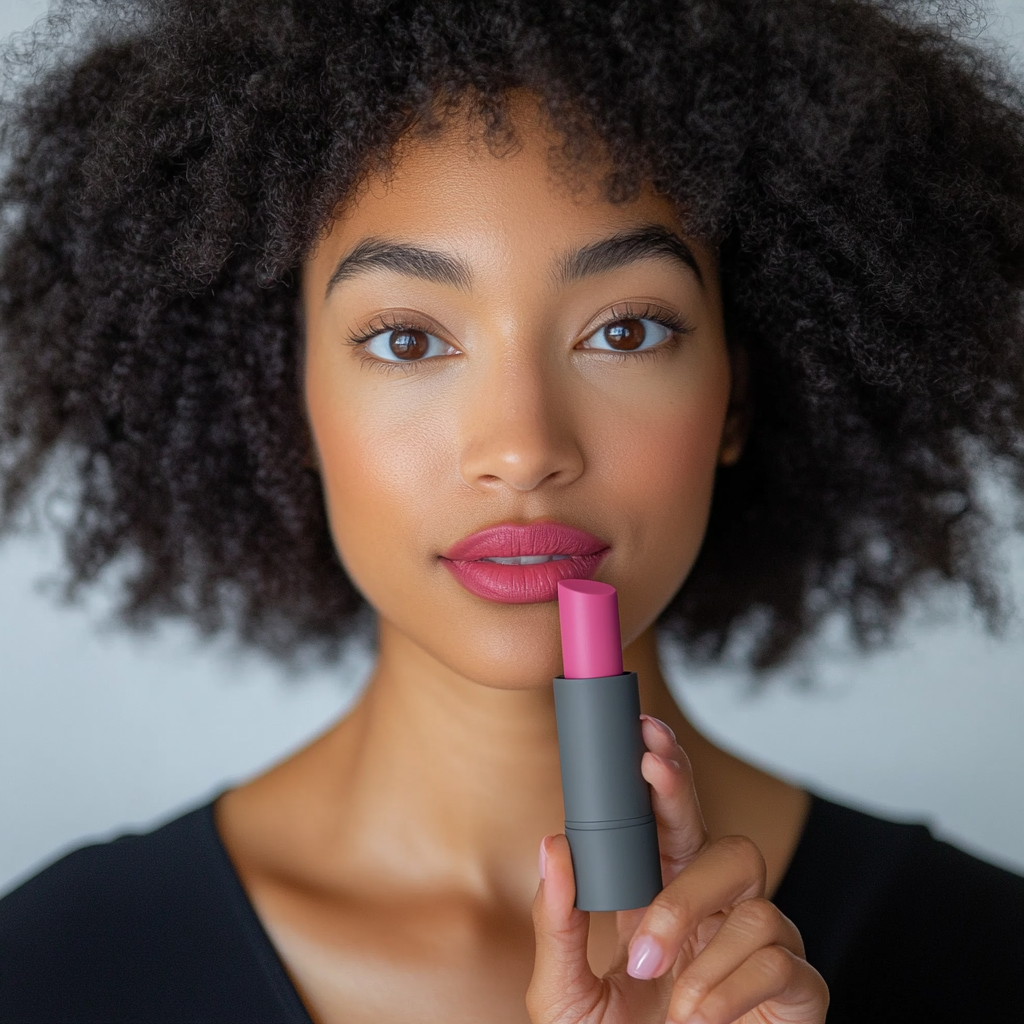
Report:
640,714,677,744
626,934,663,979
652,752,682,772
538,838,548,880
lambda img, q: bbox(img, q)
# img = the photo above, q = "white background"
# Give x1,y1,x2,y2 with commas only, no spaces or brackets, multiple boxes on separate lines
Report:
2,0,1023,897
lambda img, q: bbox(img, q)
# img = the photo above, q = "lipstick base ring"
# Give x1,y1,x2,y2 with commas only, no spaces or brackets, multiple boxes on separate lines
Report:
565,817,663,911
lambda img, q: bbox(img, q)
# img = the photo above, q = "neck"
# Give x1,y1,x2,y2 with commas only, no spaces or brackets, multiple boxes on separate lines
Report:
259,621,807,905
318,621,566,903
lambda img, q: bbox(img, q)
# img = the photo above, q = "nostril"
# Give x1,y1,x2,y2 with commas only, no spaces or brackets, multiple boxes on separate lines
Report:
459,434,584,492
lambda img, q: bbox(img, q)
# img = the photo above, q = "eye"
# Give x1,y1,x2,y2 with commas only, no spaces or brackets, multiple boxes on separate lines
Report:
581,317,674,353
362,327,455,362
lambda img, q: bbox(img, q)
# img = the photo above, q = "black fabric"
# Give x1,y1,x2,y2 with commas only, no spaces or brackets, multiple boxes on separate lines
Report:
1,794,1022,1023
772,798,1024,1023
0,804,313,1024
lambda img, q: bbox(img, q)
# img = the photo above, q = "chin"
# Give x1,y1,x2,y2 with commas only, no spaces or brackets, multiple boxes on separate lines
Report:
417,619,566,691
454,640,565,691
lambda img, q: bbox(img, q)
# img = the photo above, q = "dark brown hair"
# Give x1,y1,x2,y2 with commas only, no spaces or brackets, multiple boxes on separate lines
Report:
2,0,1023,669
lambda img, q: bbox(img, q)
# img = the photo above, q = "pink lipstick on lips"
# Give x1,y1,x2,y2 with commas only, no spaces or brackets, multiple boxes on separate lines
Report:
553,580,663,911
441,522,609,603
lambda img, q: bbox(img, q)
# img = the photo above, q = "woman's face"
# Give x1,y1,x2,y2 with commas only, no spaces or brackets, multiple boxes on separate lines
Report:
303,107,737,690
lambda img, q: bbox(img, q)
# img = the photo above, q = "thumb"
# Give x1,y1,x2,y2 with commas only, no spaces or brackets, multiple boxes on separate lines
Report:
526,834,601,1024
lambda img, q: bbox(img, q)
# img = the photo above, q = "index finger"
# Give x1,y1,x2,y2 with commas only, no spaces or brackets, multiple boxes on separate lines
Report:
640,715,708,878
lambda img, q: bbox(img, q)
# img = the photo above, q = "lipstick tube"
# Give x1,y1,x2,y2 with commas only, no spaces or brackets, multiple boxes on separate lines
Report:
553,579,662,911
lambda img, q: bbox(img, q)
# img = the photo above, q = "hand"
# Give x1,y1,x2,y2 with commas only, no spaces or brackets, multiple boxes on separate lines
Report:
527,716,828,1024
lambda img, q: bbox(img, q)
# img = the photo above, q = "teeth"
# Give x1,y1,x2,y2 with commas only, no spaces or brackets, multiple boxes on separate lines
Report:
481,555,573,565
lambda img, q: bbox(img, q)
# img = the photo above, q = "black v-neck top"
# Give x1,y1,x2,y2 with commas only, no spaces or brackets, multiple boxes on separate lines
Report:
1,795,1022,1023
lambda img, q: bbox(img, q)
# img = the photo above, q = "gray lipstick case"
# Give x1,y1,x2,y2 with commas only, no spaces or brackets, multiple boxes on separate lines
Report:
553,671,663,910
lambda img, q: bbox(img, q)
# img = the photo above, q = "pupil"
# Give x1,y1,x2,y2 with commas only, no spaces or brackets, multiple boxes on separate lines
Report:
389,329,429,360
604,318,646,351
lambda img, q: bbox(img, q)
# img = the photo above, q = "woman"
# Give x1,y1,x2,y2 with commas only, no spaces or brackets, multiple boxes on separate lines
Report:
1,0,1022,1021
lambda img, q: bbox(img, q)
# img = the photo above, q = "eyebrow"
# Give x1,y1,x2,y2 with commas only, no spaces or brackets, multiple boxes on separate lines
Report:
557,225,703,287
326,237,472,297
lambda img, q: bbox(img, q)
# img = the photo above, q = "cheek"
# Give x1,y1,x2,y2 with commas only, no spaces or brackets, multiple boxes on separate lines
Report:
610,394,722,497
589,363,730,642
305,364,455,608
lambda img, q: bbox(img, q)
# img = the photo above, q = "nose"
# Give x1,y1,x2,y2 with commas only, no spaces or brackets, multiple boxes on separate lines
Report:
458,359,584,493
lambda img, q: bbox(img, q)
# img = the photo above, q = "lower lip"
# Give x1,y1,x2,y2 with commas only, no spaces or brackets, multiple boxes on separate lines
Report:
442,552,609,604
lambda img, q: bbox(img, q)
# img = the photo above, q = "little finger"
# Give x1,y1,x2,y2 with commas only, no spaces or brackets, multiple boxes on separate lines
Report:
670,946,828,1024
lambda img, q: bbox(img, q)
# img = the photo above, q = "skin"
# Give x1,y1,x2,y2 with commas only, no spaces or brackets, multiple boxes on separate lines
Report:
217,100,826,1024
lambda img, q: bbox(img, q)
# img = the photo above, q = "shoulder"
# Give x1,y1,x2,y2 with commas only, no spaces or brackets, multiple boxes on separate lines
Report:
0,802,307,1024
775,796,1024,1023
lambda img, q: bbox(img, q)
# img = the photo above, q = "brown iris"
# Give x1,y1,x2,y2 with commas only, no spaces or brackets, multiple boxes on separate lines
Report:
603,318,646,351
389,328,430,360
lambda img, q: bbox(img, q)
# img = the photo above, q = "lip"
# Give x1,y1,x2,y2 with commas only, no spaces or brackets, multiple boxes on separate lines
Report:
441,522,610,604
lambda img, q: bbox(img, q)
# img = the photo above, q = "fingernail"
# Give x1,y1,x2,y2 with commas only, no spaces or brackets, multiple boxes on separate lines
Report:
640,715,677,744
538,837,548,880
652,752,682,772
626,934,664,979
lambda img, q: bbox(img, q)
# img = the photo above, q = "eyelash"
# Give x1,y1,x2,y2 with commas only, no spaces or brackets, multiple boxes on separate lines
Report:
347,303,694,372
584,303,694,362
346,315,443,375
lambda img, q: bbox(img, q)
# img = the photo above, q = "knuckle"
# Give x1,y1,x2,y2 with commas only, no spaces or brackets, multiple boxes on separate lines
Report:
717,833,767,889
670,971,710,1011
753,943,796,982
811,965,831,1008
524,985,542,1019
730,896,778,938
647,886,699,937
525,979,591,1024
667,962,708,1003
777,908,807,958
693,985,732,1023
791,955,830,1003
524,980,550,1022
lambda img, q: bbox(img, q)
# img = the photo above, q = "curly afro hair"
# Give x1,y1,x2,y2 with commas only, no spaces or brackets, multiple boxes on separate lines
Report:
1,0,1023,670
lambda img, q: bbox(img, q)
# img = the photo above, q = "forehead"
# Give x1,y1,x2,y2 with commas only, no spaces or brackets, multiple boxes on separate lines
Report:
309,105,688,273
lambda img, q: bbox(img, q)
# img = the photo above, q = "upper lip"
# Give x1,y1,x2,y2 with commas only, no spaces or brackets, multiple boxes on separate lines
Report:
442,521,609,561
